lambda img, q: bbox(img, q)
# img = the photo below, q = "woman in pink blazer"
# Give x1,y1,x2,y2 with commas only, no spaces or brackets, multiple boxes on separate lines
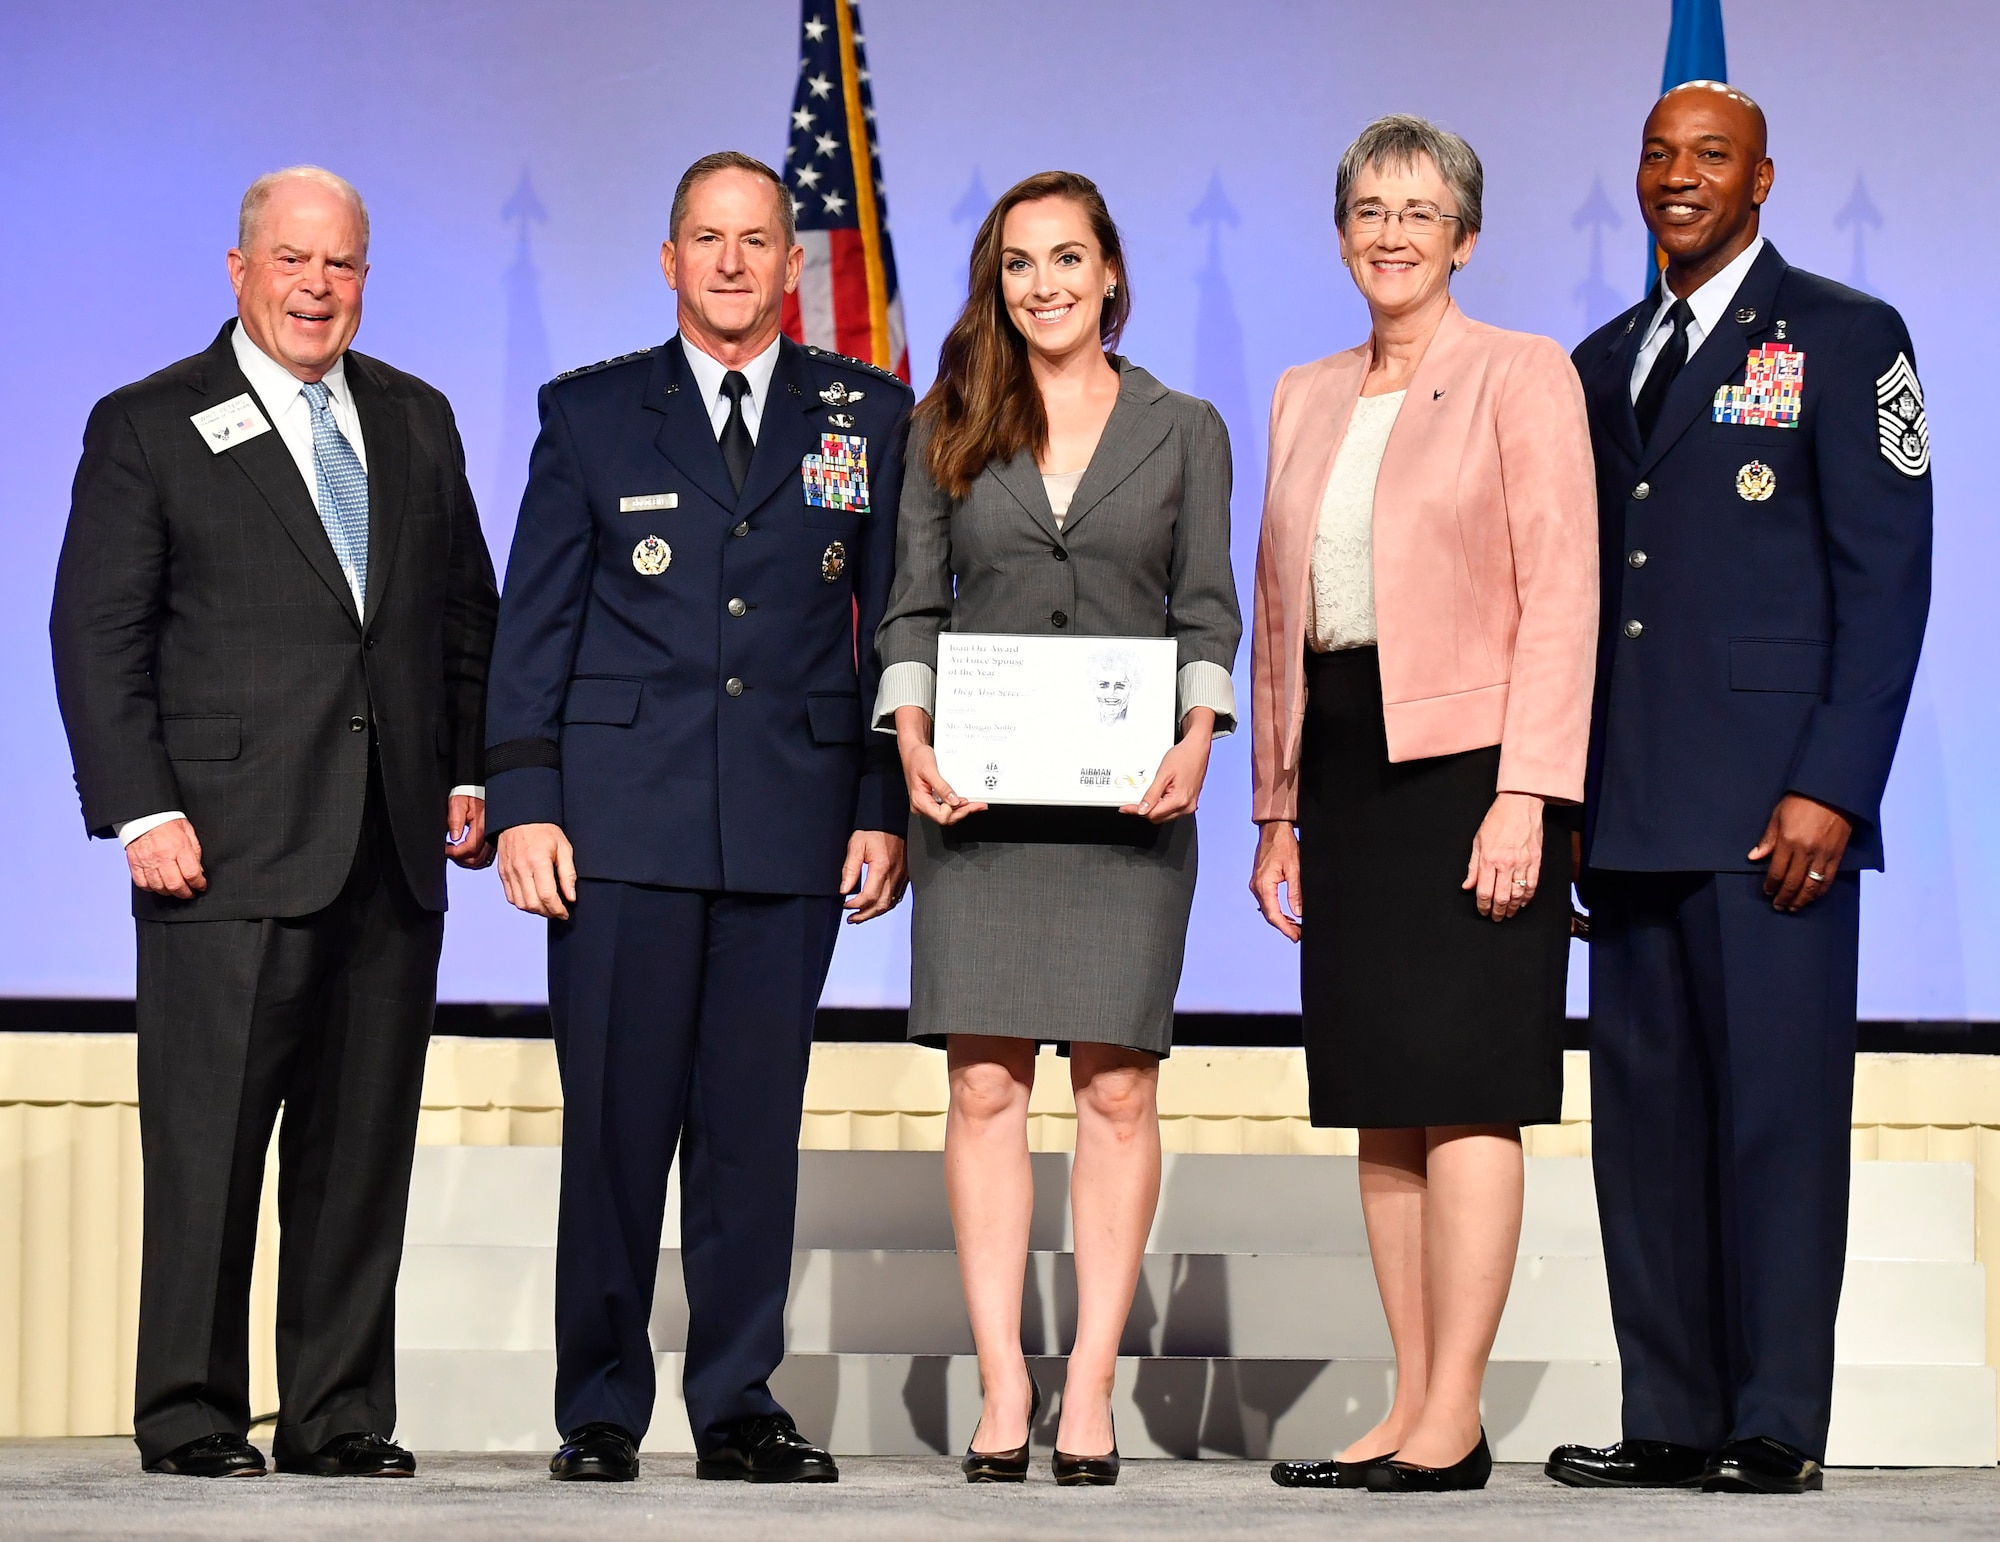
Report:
1251,116,1597,1494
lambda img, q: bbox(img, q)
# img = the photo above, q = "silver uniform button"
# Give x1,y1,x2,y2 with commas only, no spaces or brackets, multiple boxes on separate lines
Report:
732,521,750,538
727,598,747,617
1623,619,1644,639
725,677,744,697
1632,481,1651,500
1628,550,1648,568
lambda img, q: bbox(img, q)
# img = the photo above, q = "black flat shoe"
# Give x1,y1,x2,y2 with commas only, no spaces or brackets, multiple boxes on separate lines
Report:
697,1413,839,1483
962,1367,1043,1482
550,1422,639,1482
274,1431,414,1478
1701,1436,1824,1495
142,1432,266,1478
1271,1450,1398,1488
1052,1413,1119,1487
1546,1438,1709,1489
1365,1429,1492,1493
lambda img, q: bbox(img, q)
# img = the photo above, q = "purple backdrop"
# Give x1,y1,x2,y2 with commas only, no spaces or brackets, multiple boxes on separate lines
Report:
2,1,1991,1017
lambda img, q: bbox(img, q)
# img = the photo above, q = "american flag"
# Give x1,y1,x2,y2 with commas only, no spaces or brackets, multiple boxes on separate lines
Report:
779,1,910,381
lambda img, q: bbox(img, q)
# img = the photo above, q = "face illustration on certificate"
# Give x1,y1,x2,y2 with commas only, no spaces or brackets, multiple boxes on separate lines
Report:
934,634,1179,806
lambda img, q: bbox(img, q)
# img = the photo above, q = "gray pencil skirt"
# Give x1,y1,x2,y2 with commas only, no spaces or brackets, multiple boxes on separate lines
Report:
905,806,1197,1057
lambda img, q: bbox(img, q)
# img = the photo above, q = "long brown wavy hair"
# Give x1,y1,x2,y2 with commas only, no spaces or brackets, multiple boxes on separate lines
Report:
917,171,1132,500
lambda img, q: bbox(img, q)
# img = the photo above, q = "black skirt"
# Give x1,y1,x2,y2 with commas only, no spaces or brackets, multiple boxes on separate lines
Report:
1298,647,1570,1129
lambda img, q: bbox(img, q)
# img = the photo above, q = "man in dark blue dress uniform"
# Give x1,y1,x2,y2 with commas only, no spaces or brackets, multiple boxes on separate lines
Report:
484,152,911,1484
1546,85,1932,1495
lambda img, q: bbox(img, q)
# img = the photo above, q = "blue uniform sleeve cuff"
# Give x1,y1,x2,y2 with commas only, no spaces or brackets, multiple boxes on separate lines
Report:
484,765,564,834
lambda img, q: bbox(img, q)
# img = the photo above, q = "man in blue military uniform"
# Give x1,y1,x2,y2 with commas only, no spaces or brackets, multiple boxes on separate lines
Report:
1546,84,1932,1495
484,152,912,1484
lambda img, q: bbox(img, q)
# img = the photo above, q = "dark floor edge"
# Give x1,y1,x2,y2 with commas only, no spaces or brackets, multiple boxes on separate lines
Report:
2,999,1996,1053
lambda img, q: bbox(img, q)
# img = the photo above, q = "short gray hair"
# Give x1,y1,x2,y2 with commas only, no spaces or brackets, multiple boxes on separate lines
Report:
1334,114,1484,237
238,165,370,255
670,151,797,248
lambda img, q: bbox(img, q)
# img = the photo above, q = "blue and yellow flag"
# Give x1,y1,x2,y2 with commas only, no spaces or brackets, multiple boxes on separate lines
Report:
1649,0,1728,289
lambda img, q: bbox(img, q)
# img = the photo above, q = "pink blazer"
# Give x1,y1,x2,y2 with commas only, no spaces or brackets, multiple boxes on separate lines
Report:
1250,301,1598,822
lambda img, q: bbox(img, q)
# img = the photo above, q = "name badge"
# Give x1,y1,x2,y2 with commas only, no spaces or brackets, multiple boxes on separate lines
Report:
190,394,273,454
619,493,679,513
802,433,870,513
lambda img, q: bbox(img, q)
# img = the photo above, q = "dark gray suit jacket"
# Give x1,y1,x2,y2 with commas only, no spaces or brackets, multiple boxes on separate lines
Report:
50,321,499,920
878,358,1240,723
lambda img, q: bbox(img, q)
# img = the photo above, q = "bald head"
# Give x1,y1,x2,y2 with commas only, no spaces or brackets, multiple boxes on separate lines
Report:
1647,79,1768,158
1638,79,1774,295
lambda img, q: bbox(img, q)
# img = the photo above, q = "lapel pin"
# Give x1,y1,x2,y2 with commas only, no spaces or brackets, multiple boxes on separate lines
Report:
819,382,864,406
1734,307,1758,325
1433,388,1447,401
828,411,856,429
1774,318,1788,340
1623,314,1638,335
663,383,681,395
787,382,802,396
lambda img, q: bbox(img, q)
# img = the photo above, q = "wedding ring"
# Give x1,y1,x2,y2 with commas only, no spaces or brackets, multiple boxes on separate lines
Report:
1806,869,1825,883
1513,877,1529,888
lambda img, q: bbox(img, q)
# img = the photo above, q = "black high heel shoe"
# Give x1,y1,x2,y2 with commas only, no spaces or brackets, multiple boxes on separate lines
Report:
1052,1412,1119,1487
1271,1449,1399,1488
962,1367,1042,1483
1364,1429,1492,1493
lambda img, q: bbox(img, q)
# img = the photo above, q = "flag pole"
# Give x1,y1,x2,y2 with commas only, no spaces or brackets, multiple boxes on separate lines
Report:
832,0,891,369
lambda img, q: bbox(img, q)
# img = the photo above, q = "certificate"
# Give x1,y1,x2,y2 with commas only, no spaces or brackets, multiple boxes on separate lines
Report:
933,633,1180,806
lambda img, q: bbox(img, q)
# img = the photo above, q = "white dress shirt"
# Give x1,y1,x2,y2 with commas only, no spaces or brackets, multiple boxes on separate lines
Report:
680,332,781,443
1629,235,1766,401
117,324,479,847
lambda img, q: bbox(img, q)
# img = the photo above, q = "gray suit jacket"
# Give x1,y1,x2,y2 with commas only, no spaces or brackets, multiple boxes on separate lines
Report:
876,358,1241,730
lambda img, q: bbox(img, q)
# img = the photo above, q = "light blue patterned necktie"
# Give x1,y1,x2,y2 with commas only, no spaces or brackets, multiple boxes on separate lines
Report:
300,379,369,609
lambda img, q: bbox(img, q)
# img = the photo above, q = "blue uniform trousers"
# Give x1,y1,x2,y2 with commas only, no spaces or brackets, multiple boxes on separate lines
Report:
547,880,841,1451
1587,869,1859,1460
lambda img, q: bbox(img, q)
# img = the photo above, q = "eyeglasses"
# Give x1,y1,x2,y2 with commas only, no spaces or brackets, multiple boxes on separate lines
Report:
1346,202,1462,235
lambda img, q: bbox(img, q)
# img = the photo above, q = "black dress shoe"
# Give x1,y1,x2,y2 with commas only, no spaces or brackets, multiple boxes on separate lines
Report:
696,1414,838,1483
1701,1436,1824,1494
963,1368,1043,1483
1271,1450,1398,1488
550,1422,639,1482
142,1432,267,1478
1051,1415,1119,1487
274,1431,415,1477
1545,1438,1709,1489
1365,1429,1492,1492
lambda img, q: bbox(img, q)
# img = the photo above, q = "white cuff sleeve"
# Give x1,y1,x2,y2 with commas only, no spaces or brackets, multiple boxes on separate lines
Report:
872,660,937,733
1177,660,1238,737
448,785,486,800
115,811,187,847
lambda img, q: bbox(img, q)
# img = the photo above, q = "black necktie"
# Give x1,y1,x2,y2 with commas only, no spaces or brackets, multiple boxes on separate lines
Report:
1633,297,1695,445
719,370,754,496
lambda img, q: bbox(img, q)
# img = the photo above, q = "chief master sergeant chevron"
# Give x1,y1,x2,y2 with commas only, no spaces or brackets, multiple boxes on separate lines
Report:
482,151,912,1486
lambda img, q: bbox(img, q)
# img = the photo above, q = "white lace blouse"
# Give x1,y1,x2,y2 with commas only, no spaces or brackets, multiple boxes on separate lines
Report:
1308,390,1404,652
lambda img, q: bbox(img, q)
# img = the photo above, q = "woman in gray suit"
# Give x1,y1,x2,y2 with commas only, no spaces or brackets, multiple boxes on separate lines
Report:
874,171,1240,1485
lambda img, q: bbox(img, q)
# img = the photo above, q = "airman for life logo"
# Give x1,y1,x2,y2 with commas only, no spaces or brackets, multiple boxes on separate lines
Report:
1876,353,1930,477
821,541,847,583
632,535,672,575
1736,461,1776,502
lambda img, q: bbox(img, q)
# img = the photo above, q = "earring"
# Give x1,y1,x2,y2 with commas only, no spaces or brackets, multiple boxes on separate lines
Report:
1105,282,1117,299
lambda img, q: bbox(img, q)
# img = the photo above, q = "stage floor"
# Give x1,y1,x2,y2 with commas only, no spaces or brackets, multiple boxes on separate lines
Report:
3,1441,1996,1539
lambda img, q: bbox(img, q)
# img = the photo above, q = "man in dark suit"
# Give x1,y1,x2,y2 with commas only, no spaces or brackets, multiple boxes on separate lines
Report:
486,151,910,1484
50,168,498,1478
1546,85,1931,1495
